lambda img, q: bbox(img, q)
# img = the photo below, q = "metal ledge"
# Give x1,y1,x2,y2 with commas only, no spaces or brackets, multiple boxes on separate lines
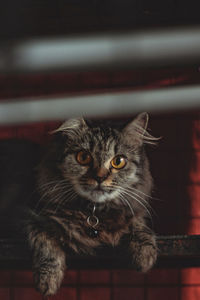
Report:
0,235,200,270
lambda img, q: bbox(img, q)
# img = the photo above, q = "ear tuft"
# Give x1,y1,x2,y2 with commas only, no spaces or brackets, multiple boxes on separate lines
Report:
51,118,87,135
123,112,158,146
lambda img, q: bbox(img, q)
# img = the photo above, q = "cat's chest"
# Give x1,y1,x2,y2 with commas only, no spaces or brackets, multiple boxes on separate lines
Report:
50,208,133,250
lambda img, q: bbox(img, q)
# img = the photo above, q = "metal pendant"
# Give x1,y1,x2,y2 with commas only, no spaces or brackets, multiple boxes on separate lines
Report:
87,215,99,227
86,205,99,238
87,227,99,238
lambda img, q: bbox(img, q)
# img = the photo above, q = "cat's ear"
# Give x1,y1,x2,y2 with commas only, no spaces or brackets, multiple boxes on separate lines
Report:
123,112,148,136
51,118,87,136
123,112,156,146
132,112,149,132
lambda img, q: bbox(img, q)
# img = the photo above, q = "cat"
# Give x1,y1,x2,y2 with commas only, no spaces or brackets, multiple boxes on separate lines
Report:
1,112,158,296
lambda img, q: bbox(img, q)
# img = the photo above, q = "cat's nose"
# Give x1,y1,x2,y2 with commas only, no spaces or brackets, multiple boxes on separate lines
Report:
94,174,108,184
94,168,109,184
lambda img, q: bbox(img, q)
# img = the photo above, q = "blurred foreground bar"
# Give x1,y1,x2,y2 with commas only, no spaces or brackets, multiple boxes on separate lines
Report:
0,235,200,269
0,85,200,125
1,27,200,73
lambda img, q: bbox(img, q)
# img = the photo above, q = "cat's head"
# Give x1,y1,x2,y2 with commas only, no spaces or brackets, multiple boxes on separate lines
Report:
51,112,156,205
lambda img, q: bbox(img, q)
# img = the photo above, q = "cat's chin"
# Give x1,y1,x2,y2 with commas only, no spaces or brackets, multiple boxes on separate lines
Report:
78,189,119,204
90,190,111,203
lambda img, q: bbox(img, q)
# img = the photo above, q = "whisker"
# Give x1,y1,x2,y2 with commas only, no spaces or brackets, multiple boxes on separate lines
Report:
35,185,74,210
38,179,70,190
125,186,160,201
110,184,150,207
119,194,135,216
125,188,150,205
37,186,75,214
110,184,156,217
108,184,152,219
54,191,77,213
121,187,157,217
116,188,152,221
124,186,155,199
37,180,73,198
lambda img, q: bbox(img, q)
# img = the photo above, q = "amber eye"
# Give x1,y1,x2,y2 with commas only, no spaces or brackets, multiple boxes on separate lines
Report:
76,151,92,165
111,155,126,169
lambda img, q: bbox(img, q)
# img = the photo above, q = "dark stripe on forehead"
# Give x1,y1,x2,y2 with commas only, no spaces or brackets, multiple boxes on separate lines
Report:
114,144,119,154
82,124,120,154
106,136,115,152
97,141,103,152
87,132,95,151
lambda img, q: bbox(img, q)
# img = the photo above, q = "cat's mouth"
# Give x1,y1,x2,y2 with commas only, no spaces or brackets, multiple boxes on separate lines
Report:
92,188,104,196
93,185,104,192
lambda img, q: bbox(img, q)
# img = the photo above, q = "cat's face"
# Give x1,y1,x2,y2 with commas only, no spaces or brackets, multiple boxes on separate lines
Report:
54,113,150,204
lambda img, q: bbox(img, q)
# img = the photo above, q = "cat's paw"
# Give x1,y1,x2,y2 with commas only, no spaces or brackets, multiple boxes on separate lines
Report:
34,265,65,296
131,243,157,272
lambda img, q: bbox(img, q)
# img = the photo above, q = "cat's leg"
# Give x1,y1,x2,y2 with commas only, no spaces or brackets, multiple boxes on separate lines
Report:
24,211,66,296
129,217,157,272
31,232,66,296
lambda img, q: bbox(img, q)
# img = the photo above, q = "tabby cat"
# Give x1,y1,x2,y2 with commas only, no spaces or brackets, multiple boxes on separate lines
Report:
3,112,158,296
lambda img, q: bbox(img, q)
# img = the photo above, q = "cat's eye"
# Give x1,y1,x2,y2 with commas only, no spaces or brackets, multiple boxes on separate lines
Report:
76,151,92,165
111,156,126,169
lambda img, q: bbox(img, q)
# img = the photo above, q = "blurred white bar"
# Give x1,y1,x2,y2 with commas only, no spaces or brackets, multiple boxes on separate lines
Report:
1,27,200,72
0,85,200,124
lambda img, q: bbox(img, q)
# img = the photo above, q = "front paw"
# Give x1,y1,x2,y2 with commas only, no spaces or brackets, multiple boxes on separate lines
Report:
131,243,157,272
34,263,65,296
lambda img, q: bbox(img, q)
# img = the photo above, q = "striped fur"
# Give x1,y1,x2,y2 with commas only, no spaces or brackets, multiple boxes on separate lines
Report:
25,112,158,296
